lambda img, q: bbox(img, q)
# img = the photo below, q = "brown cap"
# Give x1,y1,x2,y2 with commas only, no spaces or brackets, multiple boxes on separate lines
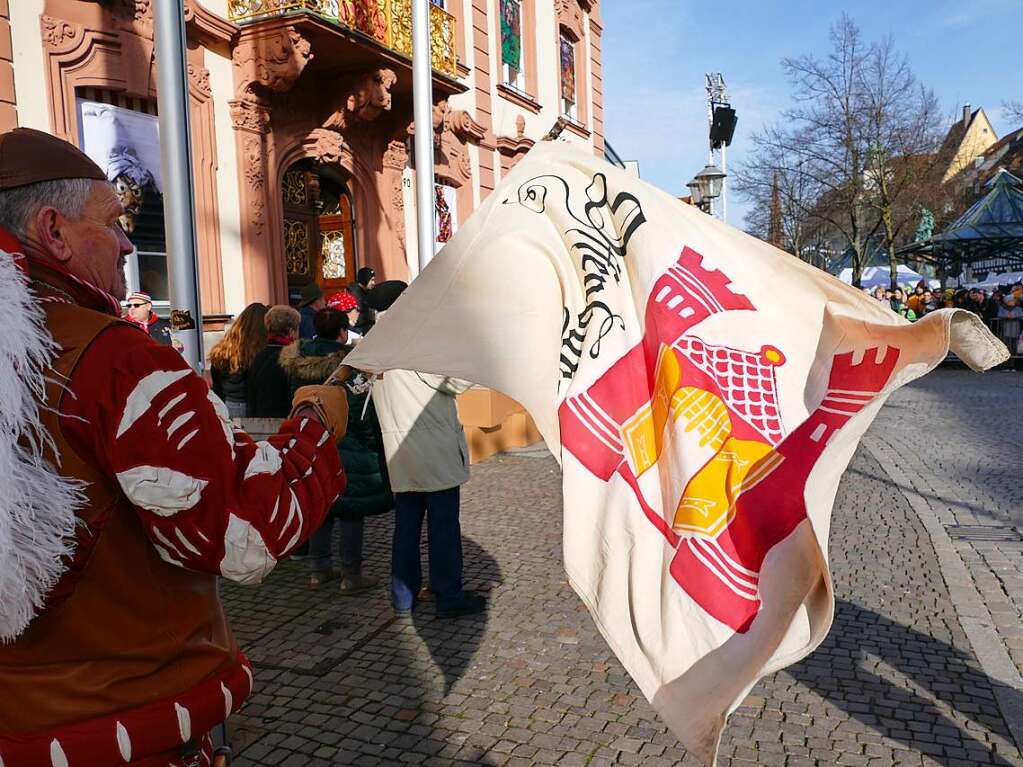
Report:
0,128,107,191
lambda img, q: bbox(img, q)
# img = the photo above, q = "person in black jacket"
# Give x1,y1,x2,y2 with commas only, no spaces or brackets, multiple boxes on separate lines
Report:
207,302,268,419
278,307,393,593
123,291,172,345
348,267,377,335
246,305,300,418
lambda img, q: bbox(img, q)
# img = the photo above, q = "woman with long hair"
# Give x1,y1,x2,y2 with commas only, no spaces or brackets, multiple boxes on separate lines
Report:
207,302,268,418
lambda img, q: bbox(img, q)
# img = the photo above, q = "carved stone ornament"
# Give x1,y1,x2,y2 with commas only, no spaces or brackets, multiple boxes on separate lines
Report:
229,99,270,133
233,26,312,103
449,110,487,144
383,139,408,171
41,16,79,50
106,0,154,38
305,128,347,166
242,137,266,235
188,63,212,100
515,114,526,138
555,0,584,38
348,69,398,122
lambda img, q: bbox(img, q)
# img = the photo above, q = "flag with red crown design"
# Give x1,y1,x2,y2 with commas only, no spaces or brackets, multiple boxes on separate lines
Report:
344,142,1007,764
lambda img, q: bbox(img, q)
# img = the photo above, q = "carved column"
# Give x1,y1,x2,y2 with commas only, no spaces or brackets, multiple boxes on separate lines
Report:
230,25,311,304
187,59,225,316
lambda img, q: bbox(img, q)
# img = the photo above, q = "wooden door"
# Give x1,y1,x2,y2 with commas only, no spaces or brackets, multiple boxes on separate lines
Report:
315,191,357,293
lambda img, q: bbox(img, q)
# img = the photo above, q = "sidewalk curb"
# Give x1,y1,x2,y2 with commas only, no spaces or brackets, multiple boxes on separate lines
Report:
862,435,1023,754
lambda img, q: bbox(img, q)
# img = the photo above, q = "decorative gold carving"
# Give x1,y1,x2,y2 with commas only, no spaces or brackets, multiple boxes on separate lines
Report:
284,219,311,275
320,230,346,280
41,16,79,49
228,0,457,78
282,169,308,206
428,2,456,77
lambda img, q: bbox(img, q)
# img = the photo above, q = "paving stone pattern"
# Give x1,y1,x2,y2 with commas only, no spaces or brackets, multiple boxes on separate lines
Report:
866,368,1023,679
223,369,1022,765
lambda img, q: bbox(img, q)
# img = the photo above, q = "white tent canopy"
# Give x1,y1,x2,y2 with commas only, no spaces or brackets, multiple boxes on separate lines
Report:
838,265,940,289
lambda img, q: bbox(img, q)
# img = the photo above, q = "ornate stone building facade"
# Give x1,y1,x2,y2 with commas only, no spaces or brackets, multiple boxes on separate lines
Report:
5,0,605,322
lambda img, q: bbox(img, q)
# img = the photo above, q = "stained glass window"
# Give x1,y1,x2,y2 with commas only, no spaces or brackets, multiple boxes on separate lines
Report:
560,33,576,117
501,0,522,85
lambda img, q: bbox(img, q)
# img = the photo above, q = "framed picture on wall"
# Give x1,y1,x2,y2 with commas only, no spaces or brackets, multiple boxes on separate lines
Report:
77,97,168,306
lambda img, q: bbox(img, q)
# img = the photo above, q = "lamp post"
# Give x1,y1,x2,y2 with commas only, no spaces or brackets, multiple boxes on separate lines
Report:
691,163,725,215
411,0,435,278
153,0,203,371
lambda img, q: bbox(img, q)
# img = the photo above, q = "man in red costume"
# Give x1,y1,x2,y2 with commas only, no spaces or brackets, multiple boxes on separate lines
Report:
0,128,349,766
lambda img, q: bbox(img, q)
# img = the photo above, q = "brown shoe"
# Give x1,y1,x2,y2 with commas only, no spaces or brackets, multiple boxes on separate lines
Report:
338,572,378,595
309,569,338,590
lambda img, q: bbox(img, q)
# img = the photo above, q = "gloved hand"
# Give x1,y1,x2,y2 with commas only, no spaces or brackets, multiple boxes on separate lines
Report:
291,385,349,443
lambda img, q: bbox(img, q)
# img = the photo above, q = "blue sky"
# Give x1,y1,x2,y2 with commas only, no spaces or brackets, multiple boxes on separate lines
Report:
601,0,1022,228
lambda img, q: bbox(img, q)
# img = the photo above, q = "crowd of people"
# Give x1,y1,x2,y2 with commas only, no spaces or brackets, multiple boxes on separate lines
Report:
868,280,1023,357
206,272,486,616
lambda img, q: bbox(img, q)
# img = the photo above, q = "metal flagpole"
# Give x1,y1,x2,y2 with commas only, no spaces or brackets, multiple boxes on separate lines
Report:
153,0,203,371
411,0,436,277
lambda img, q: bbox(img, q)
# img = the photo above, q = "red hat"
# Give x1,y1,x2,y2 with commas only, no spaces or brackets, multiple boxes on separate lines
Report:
326,290,358,312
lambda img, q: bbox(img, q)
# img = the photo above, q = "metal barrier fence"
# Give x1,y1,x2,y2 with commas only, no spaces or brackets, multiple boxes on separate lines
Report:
986,317,1023,359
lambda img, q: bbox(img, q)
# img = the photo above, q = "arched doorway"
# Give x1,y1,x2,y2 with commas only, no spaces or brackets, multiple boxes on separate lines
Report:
282,160,358,302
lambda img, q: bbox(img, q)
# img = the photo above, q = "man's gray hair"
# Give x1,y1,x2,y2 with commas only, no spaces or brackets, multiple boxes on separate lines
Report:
0,178,95,243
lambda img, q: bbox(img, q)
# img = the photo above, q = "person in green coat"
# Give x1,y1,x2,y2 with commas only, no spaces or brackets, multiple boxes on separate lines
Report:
278,305,394,593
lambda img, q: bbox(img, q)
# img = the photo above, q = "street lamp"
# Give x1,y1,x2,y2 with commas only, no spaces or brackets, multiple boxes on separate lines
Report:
686,177,703,208
694,163,726,202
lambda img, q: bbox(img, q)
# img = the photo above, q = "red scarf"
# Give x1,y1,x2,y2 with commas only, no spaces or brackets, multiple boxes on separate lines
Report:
267,335,294,346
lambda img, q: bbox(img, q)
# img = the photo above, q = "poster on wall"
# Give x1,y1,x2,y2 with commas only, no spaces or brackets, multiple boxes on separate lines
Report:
435,183,457,255
77,99,168,301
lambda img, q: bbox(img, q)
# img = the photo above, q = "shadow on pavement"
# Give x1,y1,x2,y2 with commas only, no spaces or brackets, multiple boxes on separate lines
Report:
409,534,503,697
789,597,1021,765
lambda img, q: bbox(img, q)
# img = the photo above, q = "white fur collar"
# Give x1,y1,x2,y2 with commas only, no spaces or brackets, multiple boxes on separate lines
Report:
0,251,83,641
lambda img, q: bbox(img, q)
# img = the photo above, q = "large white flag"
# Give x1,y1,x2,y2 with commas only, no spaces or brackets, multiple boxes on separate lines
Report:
345,143,1006,763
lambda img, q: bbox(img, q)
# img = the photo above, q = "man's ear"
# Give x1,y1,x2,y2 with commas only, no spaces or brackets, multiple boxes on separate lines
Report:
34,206,73,264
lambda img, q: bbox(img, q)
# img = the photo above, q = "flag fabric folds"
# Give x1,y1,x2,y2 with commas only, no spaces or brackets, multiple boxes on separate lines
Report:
344,143,1007,764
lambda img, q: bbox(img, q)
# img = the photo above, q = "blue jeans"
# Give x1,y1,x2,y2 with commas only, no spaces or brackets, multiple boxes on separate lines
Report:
308,515,364,572
391,488,462,611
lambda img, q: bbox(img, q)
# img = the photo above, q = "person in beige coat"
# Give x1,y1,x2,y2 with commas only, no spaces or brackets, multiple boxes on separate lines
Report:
374,368,485,617
367,280,486,618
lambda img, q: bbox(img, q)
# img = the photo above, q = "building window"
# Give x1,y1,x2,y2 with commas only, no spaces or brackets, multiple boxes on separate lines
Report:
430,0,444,6
501,0,524,90
559,33,577,119
435,182,457,254
76,93,168,305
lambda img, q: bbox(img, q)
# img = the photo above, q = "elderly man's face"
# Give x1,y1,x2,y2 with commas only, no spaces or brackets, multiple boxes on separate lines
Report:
126,297,151,323
55,181,134,300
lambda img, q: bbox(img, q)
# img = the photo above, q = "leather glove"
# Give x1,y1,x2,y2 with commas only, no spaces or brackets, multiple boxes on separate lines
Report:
291,385,349,443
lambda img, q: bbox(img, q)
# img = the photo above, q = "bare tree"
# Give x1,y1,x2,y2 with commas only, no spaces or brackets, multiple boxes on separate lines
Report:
1004,100,1023,125
738,14,942,287
859,36,943,288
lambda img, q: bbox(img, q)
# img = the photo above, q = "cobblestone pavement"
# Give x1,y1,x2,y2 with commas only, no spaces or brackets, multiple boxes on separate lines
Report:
223,368,1023,766
865,367,1023,680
